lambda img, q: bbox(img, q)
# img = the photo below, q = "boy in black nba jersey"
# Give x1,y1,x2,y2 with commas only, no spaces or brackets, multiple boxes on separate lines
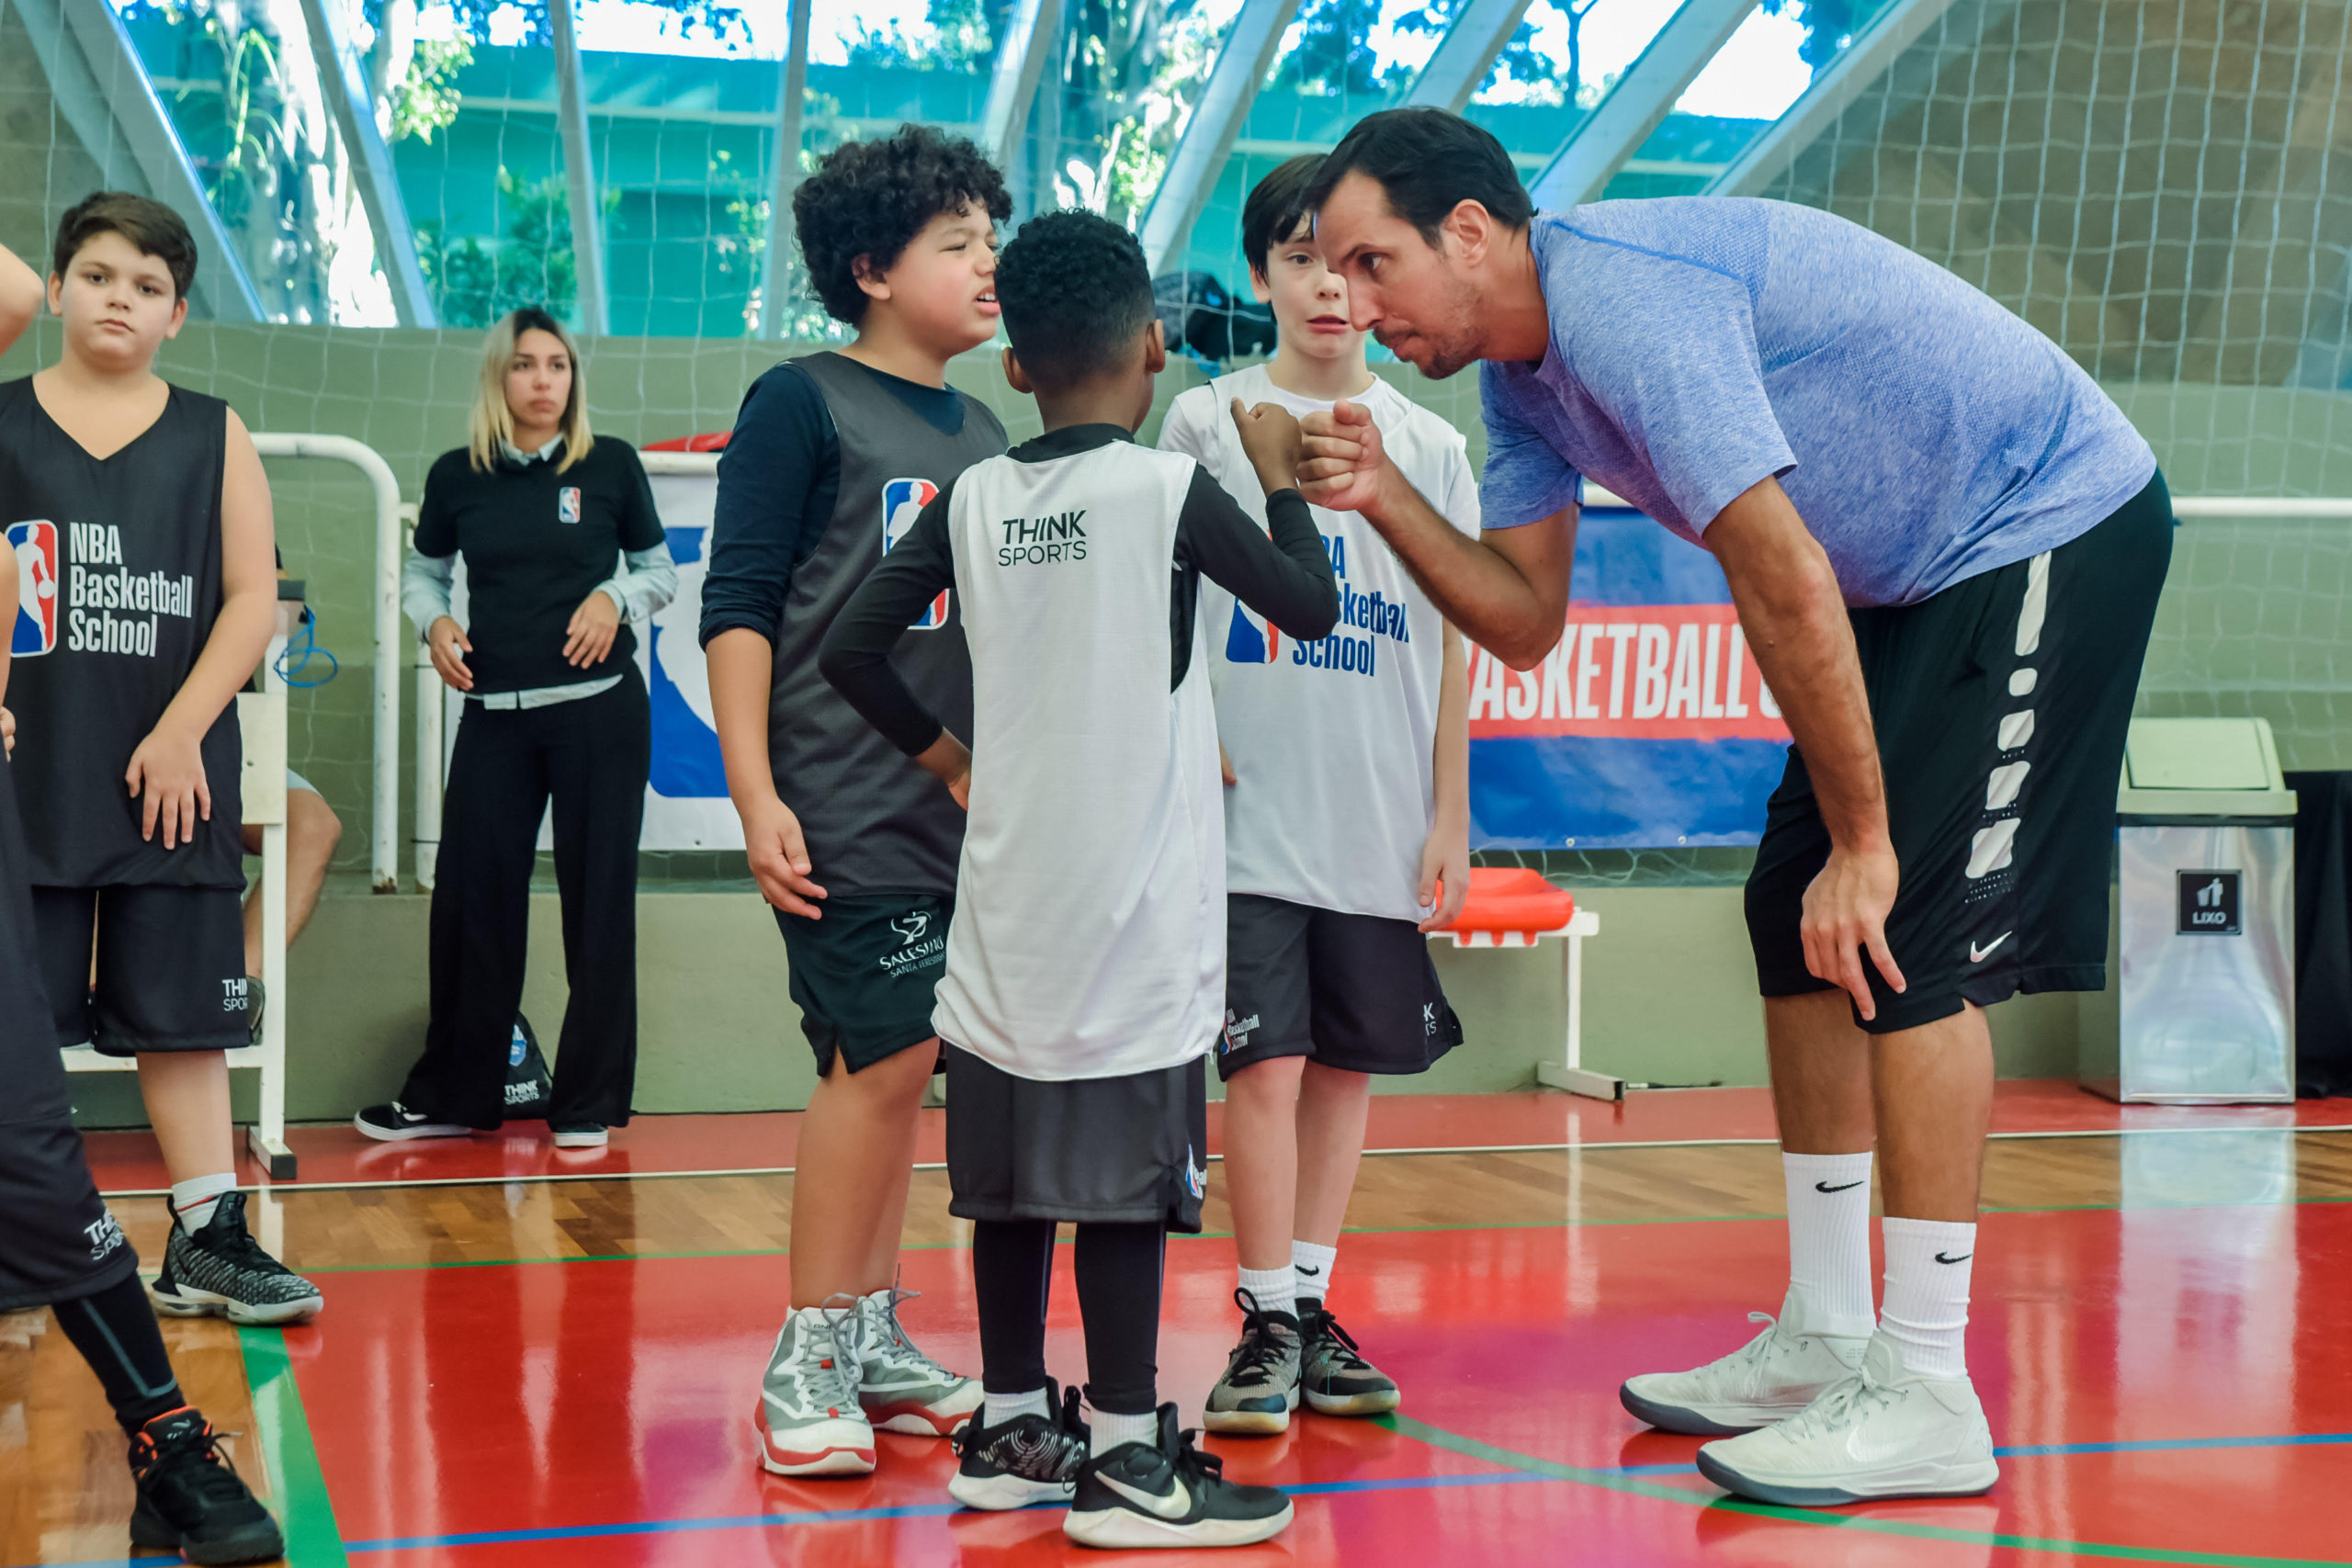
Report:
1,196,320,1325
0,237,284,1564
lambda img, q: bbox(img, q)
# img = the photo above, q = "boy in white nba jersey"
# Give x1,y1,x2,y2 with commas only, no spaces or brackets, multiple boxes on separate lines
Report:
1159,154,1477,1432
822,209,1338,1548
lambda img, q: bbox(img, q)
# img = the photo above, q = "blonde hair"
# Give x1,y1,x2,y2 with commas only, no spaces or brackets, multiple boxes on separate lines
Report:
468,307,594,474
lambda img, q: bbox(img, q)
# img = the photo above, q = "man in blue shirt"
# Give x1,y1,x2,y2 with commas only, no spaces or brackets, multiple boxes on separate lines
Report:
1298,107,2172,1507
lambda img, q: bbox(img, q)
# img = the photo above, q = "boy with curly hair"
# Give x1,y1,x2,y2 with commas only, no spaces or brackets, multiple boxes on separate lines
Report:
700,125,1008,1477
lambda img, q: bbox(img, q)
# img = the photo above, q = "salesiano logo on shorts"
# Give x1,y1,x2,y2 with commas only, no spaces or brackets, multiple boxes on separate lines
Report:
882,478,950,629
8,519,58,656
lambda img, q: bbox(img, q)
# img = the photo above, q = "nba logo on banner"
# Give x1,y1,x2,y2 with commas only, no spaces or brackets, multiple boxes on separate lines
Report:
7,520,58,657
557,487,582,525
1225,602,1280,664
881,477,949,630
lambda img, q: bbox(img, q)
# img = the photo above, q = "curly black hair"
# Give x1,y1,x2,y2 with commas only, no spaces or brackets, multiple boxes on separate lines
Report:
791,126,1012,325
996,209,1155,389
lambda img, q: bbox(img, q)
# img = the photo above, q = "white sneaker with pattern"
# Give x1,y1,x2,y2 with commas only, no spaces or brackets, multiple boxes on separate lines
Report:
855,1287,982,1437
1619,1292,1869,1436
754,1302,876,1476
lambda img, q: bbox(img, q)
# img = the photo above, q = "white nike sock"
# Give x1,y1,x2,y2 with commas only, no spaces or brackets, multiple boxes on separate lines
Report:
1781,1152,1875,1337
171,1173,239,1235
984,1387,1049,1427
1291,1239,1336,1304
1238,1265,1295,1321
1879,1217,1974,1381
1091,1407,1159,1456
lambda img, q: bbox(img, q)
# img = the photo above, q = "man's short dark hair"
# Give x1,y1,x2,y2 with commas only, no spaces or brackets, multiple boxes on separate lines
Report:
997,210,1155,389
51,191,198,300
793,126,1012,324
1241,153,1324,281
1306,108,1533,243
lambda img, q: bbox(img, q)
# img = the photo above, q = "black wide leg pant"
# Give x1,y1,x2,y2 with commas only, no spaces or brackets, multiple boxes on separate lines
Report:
403,668,649,1128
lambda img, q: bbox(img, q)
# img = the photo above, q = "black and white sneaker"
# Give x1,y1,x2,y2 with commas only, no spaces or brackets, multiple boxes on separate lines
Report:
1203,1288,1301,1435
151,1192,322,1326
128,1406,285,1565
1064,1404,1294,1550
354,1100,470,1142
948,1379,1090,1510
549,1122,608,1148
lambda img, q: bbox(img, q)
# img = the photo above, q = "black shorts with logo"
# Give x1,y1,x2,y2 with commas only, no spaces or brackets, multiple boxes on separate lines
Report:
34,885,250,1055
1218,893,1463,1080
1747,473,2175,1034
775,892,952,1076
943,1045,1208,1233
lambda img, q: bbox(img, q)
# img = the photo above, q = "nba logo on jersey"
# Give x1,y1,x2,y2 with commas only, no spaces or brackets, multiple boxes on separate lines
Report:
1225,602,1280,664
7,520,58,657
557,487,582,525
881,477,950,630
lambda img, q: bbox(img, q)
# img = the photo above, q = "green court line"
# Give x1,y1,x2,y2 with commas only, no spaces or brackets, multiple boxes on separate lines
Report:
236,1325,348,1568
1381,1413,2352,1567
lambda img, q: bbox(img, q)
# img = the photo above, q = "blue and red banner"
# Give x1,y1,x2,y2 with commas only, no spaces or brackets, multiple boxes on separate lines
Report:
1468,502,1792,850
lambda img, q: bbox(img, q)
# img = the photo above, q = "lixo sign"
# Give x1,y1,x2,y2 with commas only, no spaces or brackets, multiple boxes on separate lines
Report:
2177,870,2244,936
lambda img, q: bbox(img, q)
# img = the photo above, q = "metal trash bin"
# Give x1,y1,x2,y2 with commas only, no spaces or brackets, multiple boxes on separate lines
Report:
2081,717,2297,1103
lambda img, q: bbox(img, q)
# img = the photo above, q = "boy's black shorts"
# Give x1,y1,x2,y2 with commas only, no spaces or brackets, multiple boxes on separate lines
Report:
775,892,952,1077
1747,474,2174,1034
34,885,250,1055
0,952,137,1311
943,1045,1208,1233
1217,894,1462,1080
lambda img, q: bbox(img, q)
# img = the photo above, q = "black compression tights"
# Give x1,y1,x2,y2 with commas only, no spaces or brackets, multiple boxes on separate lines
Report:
52,1271,187,1432
970,1218,1167,1416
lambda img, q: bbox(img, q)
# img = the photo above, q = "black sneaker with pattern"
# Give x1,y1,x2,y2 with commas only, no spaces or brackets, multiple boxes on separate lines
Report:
354,1100,471,1142
1202,1288,1301,1436
152,1190,323,1325
1064,1403,1294,1549
128,1407,286,1566
948,1378,1090,1510
1297,1299,1399,1416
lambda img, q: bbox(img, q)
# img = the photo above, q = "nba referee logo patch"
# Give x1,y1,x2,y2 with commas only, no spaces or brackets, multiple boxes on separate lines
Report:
558,487,582,524
7,519,57,656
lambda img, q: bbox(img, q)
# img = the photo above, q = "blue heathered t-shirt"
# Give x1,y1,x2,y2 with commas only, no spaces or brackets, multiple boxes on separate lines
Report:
1478,199,2157,607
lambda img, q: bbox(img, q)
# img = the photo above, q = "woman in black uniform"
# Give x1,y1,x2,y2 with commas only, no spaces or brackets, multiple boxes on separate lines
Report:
356,308,673,1149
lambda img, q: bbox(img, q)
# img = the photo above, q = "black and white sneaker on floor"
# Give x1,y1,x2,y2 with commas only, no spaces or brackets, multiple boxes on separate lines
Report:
549,1122,608,1148
151,1191,323,1326
948,1379,1090,1510
1064,1403,1294,1550
354,1100,471,1142
128,1406,286,1565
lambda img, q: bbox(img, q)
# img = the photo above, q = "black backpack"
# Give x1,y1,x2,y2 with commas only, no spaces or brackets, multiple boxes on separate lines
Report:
503,1013,555,1117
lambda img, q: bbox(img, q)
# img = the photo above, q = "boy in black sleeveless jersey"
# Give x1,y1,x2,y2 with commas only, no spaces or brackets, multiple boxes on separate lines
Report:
699,128,1007,1476
0,237,284,1565
0,195,320,1328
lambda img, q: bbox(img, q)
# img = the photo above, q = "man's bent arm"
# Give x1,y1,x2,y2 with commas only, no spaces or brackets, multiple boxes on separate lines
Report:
1363,479,1575,670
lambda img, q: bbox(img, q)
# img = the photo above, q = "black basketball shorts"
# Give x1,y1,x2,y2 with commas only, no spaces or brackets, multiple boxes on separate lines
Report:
0,948,138,1311
775,892,952,1076
1218,894,1463,1080
1747,473,2175,1034
943,1045,1209,1233
34,885,250,1055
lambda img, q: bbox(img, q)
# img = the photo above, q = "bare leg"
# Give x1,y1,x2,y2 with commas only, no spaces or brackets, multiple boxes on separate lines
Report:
789,1042,936,1308
1292,1063,1372,1249
1765,989,1876,1154
1219,1055,1304,1273
243,790,341,976
135,1052,235,1187
857,1061,930,1294
1871,1003,1992,1222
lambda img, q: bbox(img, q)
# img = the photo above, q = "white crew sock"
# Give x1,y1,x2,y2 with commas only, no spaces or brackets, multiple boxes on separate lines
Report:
983,1387,1049,1428
1781,1152,1875,1337
1879,1217,1975,1381
171,1173,239,1235
1091,1407,1159,1456
1238,1265,1295,1321
1291,1239,1336,1304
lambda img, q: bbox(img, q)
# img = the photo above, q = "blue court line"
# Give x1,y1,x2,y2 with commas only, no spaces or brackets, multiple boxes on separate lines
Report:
1602,1429,2352,1476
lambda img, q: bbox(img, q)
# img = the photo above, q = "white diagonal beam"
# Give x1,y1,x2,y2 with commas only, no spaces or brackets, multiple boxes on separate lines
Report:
1527,0,1754,210
40,0,265,320
295,0,435,326
1137,0,1301,274
1405,0,1532,113
549,0,608,334
978,0,1061,170
761,0,810,339
1706,0,1966,197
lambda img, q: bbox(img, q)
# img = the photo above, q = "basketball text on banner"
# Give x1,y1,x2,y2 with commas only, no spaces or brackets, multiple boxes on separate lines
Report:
1468,502,1792,851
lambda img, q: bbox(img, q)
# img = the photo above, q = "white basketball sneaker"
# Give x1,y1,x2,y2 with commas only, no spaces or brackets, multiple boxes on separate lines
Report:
753,1302,876,1476
1619,1293,1869,1436
1694,1334,1998,1506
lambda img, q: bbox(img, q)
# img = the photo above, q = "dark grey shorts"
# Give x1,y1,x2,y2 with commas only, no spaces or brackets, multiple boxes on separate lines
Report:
942,1045,1208,1233
35,884,250,1055
1220,893,1462,1080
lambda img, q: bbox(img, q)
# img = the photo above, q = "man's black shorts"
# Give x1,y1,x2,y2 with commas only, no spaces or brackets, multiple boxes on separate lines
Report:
775,892,951,1076
35,885,250,1055
1747,473,2175,1034
943,1045,1208,1232
1218,894,1462,1080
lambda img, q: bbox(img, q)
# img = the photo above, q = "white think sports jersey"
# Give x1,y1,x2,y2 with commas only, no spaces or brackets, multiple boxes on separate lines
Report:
931,442,1227,1081
1159,366,1481,922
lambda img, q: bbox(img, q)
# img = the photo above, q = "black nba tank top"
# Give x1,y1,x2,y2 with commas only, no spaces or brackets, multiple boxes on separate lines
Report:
0,378,243,888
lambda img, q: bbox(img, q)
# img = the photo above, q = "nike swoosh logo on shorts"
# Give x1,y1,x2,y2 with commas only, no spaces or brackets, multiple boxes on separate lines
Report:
1969,931,2013,964
1814,1179,1865,1193
1097,1471,1191,1519
1935,1251,1973,1265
